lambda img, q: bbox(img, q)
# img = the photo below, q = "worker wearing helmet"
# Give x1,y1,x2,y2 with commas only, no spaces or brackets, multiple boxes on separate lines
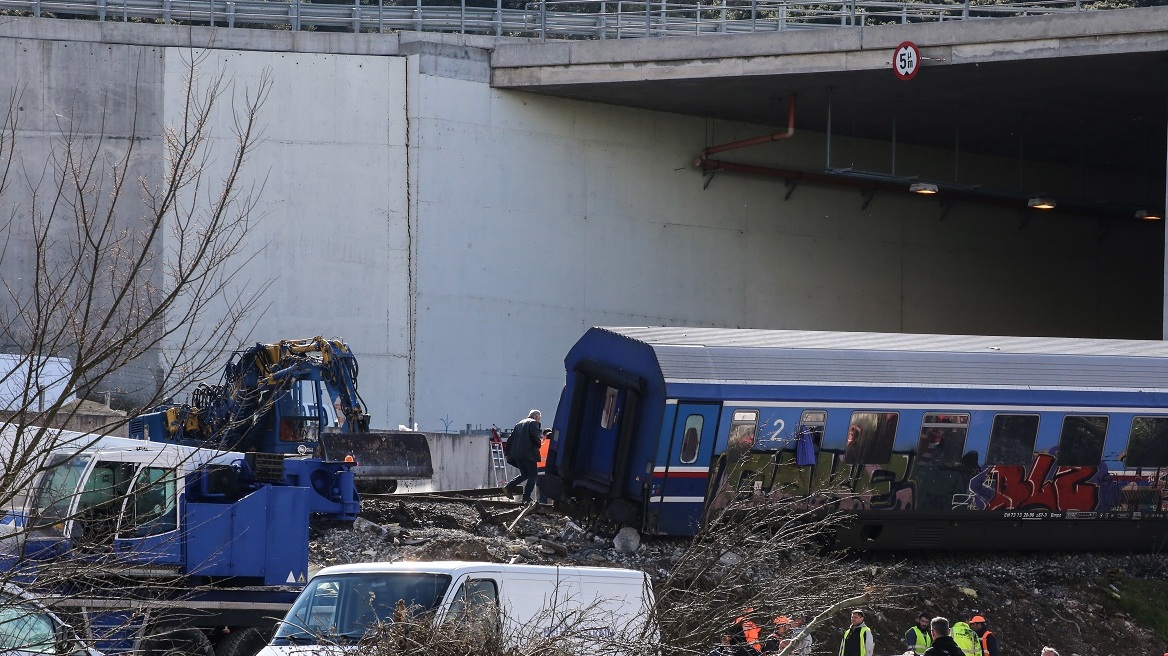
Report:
968,616,998,656
762,616,792,655
735,608,763,653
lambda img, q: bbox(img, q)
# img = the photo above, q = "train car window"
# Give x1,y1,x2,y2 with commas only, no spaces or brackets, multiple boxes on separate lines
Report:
844,411,898,465
986,414,1039,466
727,410,758,453
915,413,969,466
1125,417,1168,468
600,386,619,429
799,410,826,449
680,414,704,464
1057,415,1108,467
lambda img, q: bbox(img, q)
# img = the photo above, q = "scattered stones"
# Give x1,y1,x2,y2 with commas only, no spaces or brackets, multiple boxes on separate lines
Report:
613,527,641,553
539,539,568,556
353,517,388,535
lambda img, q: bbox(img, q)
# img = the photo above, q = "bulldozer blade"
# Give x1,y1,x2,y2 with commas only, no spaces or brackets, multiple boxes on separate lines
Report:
319,430,434,483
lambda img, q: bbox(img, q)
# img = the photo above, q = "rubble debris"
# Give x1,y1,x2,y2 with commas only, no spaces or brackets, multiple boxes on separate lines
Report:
310,498,1168,656
539,539,568,556
505,503,539,534
613,526,641,553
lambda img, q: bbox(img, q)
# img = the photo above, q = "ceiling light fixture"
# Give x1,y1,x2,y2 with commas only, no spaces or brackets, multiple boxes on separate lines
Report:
1027,197,1056,210
909,182,938,195
1136,210,1163,221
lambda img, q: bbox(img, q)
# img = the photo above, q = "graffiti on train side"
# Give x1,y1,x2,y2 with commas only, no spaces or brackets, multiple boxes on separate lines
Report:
712,448,1153,512
972,454,1100,511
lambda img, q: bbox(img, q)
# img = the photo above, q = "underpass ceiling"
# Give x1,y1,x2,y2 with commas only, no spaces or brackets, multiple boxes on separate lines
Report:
495,25,1168,212
528,50,1168,178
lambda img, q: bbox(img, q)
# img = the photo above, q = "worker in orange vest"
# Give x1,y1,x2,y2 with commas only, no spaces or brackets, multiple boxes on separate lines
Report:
735,608,763,652
969,615,998,656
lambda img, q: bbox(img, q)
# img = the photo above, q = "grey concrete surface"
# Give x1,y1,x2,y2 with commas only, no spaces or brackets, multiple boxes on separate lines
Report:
491,6,1168,71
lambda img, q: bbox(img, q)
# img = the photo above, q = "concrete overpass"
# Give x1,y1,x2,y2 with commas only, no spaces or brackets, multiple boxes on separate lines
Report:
492,8,1168,220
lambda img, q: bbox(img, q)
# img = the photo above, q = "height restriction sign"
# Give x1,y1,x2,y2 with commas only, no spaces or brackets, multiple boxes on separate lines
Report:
893,41,920,80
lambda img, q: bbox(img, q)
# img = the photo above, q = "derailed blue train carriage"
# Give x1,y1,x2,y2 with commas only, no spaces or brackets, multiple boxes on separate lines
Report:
543,327,1168,550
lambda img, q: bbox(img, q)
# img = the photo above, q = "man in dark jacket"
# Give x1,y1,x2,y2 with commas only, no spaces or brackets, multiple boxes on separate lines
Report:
505,409,543,503
923,617,966,656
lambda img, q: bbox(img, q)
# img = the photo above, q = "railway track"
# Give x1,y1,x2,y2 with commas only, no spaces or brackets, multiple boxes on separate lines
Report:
363,487,548,511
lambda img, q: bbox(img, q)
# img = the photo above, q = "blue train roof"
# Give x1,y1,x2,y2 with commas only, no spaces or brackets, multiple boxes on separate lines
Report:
574,327,1168,392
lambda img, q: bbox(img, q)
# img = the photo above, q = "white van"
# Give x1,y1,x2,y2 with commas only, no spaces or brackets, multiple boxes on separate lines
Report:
258,560,656,655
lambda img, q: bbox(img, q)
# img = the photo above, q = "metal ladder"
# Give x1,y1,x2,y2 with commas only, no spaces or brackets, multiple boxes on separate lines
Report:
490,437,509,488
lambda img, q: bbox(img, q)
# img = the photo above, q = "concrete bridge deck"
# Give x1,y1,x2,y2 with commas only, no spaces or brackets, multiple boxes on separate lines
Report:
492,7,1168,176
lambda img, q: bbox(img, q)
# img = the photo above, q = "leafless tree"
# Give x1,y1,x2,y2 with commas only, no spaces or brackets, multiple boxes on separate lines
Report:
648,463,895,656
0,46,273,655
0,45,271,502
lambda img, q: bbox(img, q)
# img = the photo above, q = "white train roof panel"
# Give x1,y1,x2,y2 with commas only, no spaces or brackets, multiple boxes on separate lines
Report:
594,327,1168,392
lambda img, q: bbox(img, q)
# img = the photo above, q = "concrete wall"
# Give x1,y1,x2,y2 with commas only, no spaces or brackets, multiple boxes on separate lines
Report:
160,48,413,421
397,431,512,492
0,37,165,401
0,20,1160,442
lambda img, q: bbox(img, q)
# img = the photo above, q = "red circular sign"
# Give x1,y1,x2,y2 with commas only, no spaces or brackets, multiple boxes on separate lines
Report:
893,41,920,81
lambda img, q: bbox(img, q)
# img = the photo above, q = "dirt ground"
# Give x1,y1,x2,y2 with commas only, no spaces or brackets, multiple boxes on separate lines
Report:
310,498,1168,656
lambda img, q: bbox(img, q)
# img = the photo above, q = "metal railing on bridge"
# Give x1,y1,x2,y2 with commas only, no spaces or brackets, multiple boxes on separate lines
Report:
0,0,1109,39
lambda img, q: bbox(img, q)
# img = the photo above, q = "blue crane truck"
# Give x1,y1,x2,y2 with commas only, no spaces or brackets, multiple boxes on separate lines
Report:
0,337,432,656
1,434,358,656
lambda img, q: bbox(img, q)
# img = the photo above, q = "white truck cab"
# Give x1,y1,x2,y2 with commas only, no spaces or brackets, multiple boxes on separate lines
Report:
259,560,656,654
0,583,100,656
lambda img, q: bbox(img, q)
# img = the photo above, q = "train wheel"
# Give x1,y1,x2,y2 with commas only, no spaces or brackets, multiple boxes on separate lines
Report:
215,627,270,656
141,626,213,656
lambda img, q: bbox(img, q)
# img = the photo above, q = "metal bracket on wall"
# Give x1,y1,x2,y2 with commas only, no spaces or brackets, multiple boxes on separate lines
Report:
1097,219,1111,242
939,201,954,222
784,180,798,200
703,171,716,190
861,189,876,210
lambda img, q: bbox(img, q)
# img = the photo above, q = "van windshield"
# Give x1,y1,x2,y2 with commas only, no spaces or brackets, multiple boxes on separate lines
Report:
272,573,452,645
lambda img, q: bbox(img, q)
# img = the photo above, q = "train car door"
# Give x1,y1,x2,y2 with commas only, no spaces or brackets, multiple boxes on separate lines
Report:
651,402,720,535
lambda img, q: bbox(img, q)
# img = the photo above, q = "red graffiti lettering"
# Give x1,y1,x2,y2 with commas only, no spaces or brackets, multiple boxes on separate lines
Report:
986,454,1098,511
1051,466,1098,509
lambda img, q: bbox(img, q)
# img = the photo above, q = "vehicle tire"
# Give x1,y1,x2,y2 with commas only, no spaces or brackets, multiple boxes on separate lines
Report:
215,627,271,656
141,626,214,656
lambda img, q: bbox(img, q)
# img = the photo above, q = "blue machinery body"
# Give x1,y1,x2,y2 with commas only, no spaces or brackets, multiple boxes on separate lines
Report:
3,436,359,654
130,337,433,491
546,326,1168,550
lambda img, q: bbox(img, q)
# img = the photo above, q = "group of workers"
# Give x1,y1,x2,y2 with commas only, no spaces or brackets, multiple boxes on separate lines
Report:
709,610,814,656
902,613,1001,656
716,607,1067,656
